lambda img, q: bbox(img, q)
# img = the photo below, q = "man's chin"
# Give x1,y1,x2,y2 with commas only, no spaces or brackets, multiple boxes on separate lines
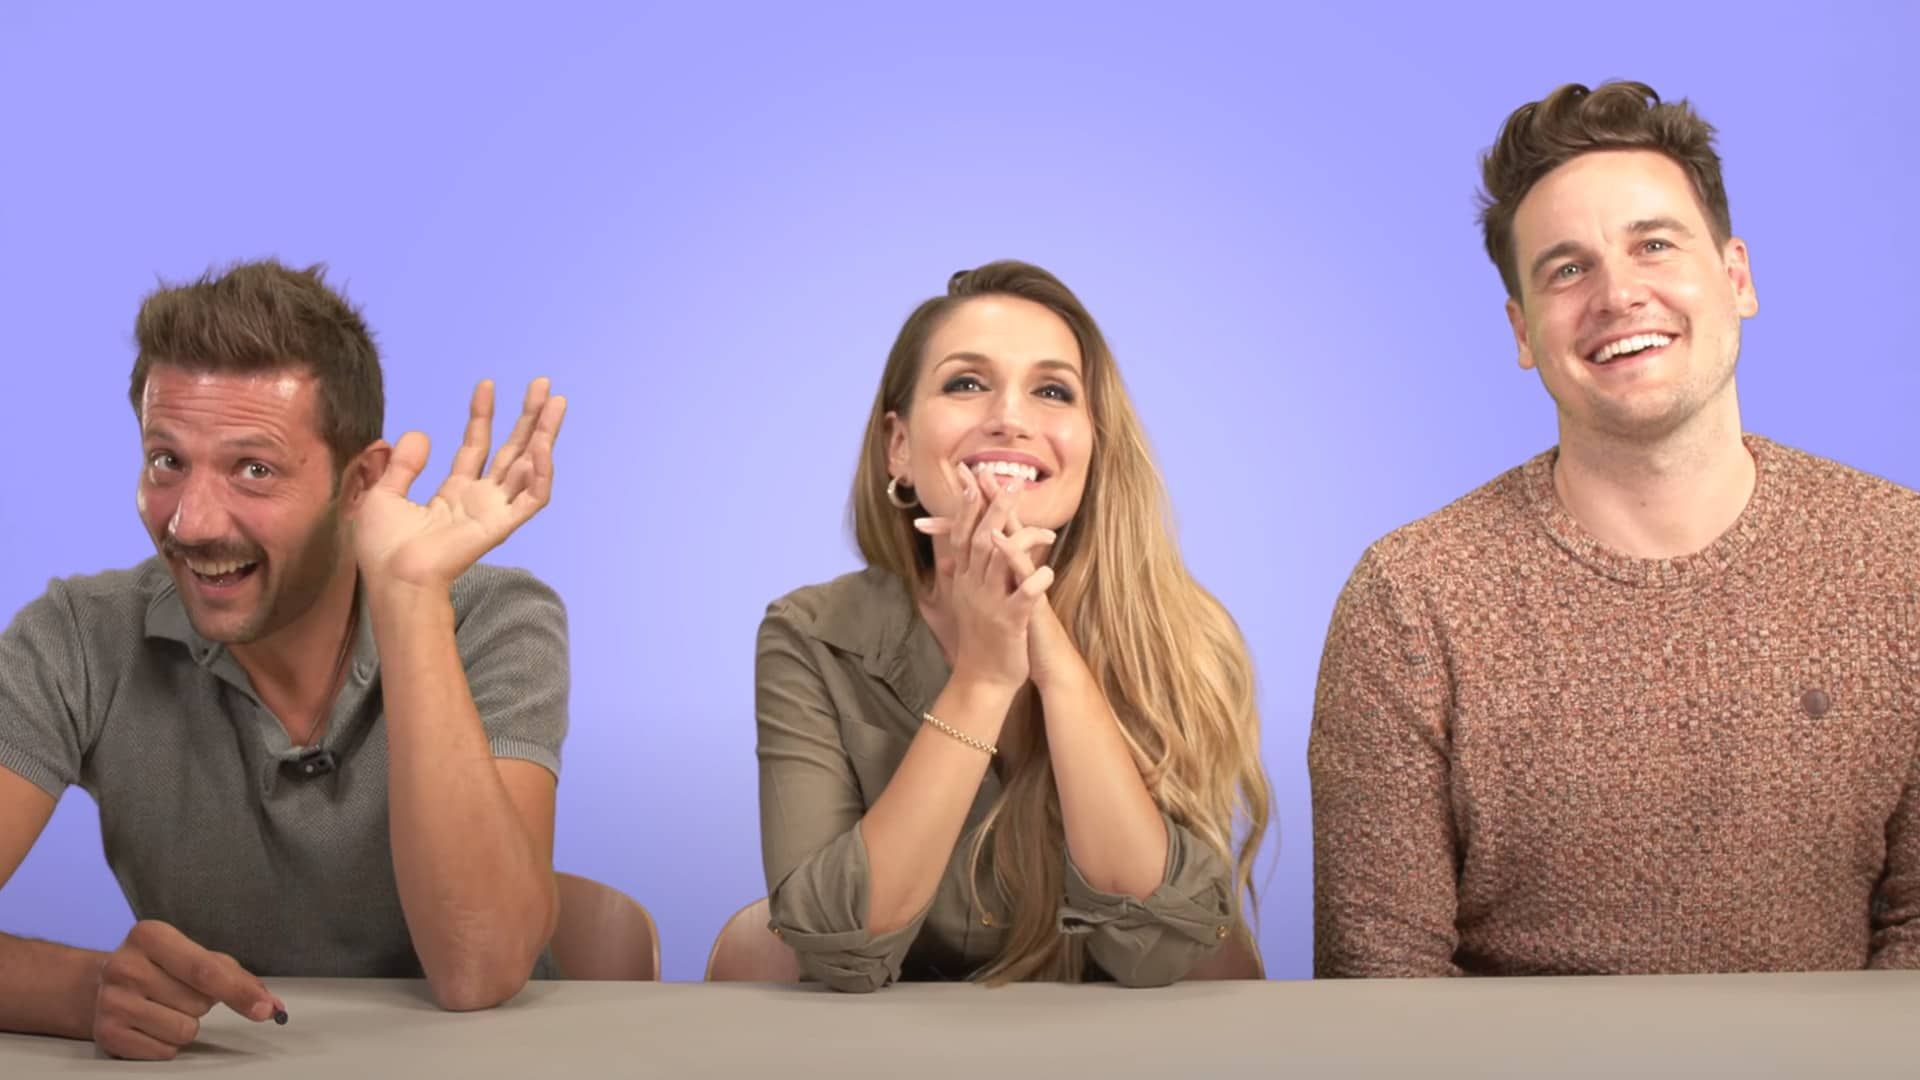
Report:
174,586,270,645
181,608,268,646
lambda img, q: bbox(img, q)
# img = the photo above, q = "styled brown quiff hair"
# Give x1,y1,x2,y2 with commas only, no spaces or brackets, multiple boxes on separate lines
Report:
129,259,385,471
1478,81,1734,299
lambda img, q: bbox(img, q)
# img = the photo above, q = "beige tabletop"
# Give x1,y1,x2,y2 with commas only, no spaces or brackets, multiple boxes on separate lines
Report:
3,972,1914,1078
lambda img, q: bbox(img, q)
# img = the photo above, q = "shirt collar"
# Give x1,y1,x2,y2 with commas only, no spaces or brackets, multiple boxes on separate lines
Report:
808,566,949,717
143,562,379,685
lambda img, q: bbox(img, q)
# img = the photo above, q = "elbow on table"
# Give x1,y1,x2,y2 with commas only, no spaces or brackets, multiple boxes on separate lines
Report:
426,962,532,1012
1084,933,1198,989
812,961,890,995
1110,964,1181,989
788,940,895,993
784,940,894,994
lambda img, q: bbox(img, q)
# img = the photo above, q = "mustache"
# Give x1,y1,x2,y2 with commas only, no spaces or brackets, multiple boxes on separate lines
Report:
160,536,264,564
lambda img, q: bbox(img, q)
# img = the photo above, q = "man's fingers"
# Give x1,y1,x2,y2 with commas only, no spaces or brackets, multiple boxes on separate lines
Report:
111,988,200,1050
135,959,218,1018
96,1011,187,1061
101,935,217,1019
375,431,432,498
534,392,567,444
447,380,497,481
144,933,274,1022
501,459,543,522
486,377,552,482
190,955,276,1023
511,395,565,510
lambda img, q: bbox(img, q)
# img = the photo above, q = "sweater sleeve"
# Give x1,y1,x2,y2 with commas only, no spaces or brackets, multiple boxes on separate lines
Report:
1307,547,1464,978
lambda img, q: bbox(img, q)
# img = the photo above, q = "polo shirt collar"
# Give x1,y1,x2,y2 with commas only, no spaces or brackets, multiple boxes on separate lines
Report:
143,573,379,688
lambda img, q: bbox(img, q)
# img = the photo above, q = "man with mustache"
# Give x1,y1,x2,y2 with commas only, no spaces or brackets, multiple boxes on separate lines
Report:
0,260,571,1057
1310,82,1920,976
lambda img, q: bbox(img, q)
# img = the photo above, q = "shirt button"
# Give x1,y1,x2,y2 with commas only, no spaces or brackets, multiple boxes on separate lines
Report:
1802,688,1831,717
980,913,995,927
1215,925,1230,940
770,927,782,938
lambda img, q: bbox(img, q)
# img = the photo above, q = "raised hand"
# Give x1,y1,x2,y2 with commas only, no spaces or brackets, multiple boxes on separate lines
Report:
994,504,1077,693
93,920,283,1061
918,493,1079,692
920,464,1055,694
353,378,567,591
912,481,1056,590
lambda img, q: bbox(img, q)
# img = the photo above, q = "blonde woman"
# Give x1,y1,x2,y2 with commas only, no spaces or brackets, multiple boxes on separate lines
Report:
756,261,1269,992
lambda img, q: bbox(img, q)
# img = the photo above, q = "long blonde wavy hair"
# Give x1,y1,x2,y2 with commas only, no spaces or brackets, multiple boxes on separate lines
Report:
849,260,1271,983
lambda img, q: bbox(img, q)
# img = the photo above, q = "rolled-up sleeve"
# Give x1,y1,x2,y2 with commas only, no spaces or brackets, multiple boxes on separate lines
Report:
1058,813,1234,987
755,604,923,992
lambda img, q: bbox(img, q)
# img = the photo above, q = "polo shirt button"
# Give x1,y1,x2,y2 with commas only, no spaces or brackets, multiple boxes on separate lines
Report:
981,913,995,927
1215,925,1230,940
1802,688,1831,717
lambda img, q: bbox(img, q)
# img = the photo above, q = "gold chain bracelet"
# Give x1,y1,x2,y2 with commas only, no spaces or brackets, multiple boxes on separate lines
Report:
923,711,997,756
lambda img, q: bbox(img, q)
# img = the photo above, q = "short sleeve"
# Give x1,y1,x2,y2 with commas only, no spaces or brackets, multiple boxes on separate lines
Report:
0,581,91,797
452,567,570,778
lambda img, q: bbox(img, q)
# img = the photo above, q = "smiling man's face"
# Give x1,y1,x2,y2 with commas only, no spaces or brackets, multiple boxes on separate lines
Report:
1505,148,1759,443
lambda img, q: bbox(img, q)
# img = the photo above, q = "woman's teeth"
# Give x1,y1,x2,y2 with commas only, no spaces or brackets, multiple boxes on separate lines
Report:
971,461,1040,483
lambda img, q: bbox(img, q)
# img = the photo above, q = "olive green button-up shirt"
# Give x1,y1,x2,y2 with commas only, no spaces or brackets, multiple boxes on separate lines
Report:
755,566,1237,993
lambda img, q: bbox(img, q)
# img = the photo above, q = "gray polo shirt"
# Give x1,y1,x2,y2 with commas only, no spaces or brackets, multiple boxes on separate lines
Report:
0,557,568,979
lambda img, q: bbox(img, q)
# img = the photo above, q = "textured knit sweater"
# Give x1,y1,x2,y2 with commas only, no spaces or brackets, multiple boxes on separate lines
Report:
1309,434,1920,977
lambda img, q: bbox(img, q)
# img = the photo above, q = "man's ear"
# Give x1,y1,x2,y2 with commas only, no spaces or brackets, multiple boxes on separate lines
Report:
340,440,393,512
1724,236,1759,319
1506,296,1537,371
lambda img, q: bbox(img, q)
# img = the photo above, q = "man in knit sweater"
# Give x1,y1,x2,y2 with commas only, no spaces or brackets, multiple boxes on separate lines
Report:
1308,81,1920,977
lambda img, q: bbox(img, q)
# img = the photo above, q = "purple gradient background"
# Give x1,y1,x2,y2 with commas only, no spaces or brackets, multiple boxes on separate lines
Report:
1,2,1915,983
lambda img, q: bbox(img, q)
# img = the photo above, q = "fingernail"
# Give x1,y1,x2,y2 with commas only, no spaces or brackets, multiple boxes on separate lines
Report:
912,518,937,533
249,1001,271,1021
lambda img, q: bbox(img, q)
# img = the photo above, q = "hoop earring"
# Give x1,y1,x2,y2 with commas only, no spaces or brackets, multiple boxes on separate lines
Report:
885,477,919,510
